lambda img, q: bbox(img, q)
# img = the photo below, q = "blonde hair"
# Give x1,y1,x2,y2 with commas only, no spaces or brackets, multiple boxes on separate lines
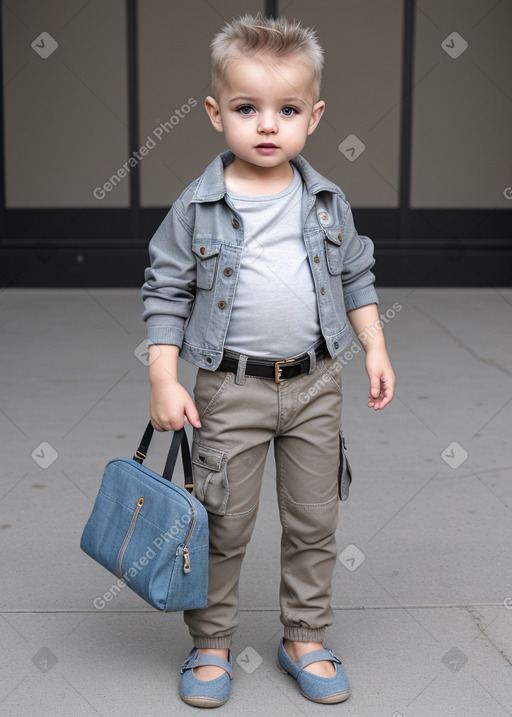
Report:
210,13,324,101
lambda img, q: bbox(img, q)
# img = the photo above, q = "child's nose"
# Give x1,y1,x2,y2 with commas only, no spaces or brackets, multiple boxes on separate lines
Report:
258,112,278,133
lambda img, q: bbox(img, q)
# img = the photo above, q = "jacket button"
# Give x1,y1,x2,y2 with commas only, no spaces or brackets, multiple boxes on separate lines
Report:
218,300,226,309
338,233,342,241
334,342,339,349
223,268,233,276
200,246,205,255
320,287,325,295
232,218,240,229
313,255,320,263
206,356,213,364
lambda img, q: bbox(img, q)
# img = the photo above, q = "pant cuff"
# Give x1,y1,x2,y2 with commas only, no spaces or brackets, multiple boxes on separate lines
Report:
191,635,234,649
283,626,326,642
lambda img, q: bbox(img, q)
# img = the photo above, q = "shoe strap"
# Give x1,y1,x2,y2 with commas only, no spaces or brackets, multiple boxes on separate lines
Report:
296,648,341,673
181,650,233,677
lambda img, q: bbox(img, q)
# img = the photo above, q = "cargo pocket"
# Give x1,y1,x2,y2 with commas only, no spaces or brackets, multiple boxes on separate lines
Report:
191,440,229,515
338,427,352,501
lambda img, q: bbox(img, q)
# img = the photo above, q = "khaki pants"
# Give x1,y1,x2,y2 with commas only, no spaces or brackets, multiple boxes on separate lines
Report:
184,355,343,648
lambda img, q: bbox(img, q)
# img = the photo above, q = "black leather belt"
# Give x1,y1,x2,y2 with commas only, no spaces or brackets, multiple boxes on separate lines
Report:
217,342,329,383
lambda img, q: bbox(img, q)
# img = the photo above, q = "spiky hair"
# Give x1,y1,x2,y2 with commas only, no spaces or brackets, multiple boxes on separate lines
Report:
210,13,324,100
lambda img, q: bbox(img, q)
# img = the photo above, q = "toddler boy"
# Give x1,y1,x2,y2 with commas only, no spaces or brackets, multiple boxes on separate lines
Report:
142,13,394,708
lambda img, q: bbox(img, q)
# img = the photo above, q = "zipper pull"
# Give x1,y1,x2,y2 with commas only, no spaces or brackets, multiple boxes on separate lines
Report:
183,547,190,573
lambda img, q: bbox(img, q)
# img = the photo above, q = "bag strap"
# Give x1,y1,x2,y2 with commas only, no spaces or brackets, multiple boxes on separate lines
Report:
133,421,194,494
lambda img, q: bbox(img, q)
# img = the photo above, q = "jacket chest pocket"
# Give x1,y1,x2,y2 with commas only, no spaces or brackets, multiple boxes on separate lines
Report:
323,229,343,275
192,241,221,290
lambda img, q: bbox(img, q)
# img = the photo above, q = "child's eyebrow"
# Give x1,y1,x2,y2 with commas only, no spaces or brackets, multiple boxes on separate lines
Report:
227,96,306,106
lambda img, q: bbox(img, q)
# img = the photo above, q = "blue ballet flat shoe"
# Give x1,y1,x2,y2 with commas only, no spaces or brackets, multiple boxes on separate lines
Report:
277,638,350,704
180,647,233,708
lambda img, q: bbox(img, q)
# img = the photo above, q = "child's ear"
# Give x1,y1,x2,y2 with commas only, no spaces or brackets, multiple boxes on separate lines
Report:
307,100,326,136
205,96,224,133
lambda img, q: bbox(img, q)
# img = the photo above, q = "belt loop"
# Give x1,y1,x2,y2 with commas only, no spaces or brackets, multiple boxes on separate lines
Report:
307,347,317,374
235,354,248,385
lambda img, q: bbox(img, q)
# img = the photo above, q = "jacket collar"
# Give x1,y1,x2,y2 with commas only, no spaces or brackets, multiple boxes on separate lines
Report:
191,150,341,202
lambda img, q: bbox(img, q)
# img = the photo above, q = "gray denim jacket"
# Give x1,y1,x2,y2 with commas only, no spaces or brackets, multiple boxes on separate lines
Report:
141,150,378,370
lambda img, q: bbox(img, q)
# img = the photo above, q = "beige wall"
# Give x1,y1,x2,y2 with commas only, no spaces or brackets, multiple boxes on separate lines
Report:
411,0,512,208
2,0,129,208
3,1,510,211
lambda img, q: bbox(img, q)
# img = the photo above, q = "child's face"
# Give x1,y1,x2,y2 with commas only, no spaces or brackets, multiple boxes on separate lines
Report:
205,53,325,173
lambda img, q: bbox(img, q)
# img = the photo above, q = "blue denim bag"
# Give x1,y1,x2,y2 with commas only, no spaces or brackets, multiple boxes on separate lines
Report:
80,423,209,611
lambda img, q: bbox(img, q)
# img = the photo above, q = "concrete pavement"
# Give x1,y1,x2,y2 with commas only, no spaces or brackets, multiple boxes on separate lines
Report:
1,287,511,716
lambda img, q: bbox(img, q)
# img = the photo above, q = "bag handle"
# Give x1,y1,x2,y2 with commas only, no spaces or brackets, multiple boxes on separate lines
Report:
133,421,194,494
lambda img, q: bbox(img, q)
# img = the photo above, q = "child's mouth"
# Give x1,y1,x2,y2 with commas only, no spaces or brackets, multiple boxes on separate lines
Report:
256,143,278,154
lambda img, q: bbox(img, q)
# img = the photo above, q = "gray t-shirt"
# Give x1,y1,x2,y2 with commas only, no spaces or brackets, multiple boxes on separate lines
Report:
224,165,322,359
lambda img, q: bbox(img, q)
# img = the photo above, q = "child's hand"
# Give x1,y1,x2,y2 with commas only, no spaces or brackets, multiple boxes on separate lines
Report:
365,348,395,410
150,377,202,431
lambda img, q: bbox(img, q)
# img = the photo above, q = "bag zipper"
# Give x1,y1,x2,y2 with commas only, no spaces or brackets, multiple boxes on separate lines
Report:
116,497,144,578
181,493,197,573
115,490,197,578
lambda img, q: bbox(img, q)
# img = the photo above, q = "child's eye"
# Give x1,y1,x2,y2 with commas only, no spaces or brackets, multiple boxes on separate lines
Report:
237,105,254,115
281,106,297,116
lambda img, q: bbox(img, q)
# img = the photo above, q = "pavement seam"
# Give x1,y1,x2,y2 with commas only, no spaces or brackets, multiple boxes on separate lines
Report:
464,607,512,669
0,603,508,613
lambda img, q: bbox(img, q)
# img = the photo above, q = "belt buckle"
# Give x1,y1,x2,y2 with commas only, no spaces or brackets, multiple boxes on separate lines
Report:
274,358,295,383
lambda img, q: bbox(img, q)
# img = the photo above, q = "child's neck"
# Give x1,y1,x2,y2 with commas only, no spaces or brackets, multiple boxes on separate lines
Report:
224,158,293,196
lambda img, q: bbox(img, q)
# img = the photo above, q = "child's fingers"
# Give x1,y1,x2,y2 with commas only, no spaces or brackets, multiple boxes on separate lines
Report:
152,412,186,431
367,378,394,410
374,389,393,409
184,398,202,428
369,374,381,399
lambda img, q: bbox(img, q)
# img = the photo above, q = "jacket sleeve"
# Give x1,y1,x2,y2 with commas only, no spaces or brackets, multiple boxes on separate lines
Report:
141,199,196,346
340,199,379,311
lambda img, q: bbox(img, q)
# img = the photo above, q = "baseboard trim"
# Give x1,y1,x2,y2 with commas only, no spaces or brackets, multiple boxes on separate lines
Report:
0,241,510,287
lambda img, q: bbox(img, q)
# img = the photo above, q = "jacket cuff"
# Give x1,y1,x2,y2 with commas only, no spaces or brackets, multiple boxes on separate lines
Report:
146,325,184,347
344,285,379,312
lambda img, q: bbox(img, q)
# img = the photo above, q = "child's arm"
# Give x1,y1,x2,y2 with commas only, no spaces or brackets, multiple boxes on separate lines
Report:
347,303,395,411
148,344,202,431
